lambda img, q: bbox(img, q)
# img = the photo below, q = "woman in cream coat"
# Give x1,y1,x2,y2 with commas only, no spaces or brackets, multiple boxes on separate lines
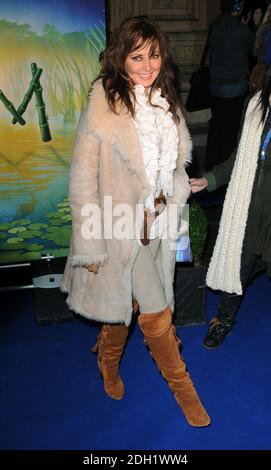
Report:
61,16,210,427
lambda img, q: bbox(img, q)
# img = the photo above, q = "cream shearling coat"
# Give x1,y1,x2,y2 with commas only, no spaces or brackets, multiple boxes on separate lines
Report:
61,80,192,326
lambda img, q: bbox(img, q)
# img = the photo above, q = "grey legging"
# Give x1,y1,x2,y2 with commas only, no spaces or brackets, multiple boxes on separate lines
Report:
132,238,167,314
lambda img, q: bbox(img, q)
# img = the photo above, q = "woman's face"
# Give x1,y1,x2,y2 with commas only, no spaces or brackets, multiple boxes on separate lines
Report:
125,41,162,89
253,8,262,25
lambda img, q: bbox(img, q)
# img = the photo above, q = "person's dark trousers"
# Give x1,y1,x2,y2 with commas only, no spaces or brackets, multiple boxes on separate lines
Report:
217,246,258,323
203,237,259,348
205,93,247,172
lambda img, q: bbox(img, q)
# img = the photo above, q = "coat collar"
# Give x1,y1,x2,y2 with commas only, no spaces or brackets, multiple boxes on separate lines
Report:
87,80,149,190
86,80,192,189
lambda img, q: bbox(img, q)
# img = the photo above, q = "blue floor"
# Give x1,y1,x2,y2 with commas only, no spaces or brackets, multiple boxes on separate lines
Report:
1,273,271,450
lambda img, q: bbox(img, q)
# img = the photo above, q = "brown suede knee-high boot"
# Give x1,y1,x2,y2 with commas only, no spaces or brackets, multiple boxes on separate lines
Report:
138,307,211,427
92,324,129,400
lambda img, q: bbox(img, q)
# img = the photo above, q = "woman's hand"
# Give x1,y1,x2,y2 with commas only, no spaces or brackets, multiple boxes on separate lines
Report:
242,11,251,25
189,177,208,194
84,264,99,274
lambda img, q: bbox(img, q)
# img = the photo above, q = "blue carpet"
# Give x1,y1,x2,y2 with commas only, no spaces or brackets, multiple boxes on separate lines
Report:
1,273,270,450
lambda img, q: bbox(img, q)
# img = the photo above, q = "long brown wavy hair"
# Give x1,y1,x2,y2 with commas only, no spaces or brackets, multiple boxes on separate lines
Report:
93,16,181,123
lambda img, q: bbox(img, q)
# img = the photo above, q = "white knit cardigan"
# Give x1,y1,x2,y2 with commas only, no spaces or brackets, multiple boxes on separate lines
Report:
206,92,263,295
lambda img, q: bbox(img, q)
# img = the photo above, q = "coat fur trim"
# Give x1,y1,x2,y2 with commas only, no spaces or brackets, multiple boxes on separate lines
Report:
70,254,109,267
87,81,192,177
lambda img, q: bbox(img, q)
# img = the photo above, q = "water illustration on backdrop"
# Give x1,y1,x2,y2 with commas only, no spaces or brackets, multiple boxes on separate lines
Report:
0,0,106,263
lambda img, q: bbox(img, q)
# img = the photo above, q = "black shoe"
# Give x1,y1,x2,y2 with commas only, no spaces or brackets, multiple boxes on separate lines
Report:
203,318,232,349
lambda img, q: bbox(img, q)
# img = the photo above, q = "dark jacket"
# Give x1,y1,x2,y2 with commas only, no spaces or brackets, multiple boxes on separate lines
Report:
204,150,236,191
203,94,251,189
209,13,254,86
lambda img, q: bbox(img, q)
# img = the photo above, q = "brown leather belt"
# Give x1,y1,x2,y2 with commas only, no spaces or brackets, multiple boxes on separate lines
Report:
140,191,166,246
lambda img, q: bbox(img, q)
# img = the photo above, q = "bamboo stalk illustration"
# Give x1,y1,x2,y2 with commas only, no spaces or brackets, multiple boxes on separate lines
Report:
31,63,52,142
0,90,26,125
12,67,43,124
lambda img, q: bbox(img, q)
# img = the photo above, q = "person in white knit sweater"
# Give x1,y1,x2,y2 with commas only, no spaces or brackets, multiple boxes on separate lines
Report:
190,66,271,349
62,16,210,427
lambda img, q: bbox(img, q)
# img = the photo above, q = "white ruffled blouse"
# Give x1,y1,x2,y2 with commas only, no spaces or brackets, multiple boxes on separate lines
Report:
133,84,179,211
133,85,179,240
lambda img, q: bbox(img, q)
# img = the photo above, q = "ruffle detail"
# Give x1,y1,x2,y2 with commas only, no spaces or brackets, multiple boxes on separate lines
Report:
133,85,179,212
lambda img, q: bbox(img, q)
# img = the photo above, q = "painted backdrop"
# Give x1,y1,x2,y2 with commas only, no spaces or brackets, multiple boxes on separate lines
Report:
0,0,106,264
